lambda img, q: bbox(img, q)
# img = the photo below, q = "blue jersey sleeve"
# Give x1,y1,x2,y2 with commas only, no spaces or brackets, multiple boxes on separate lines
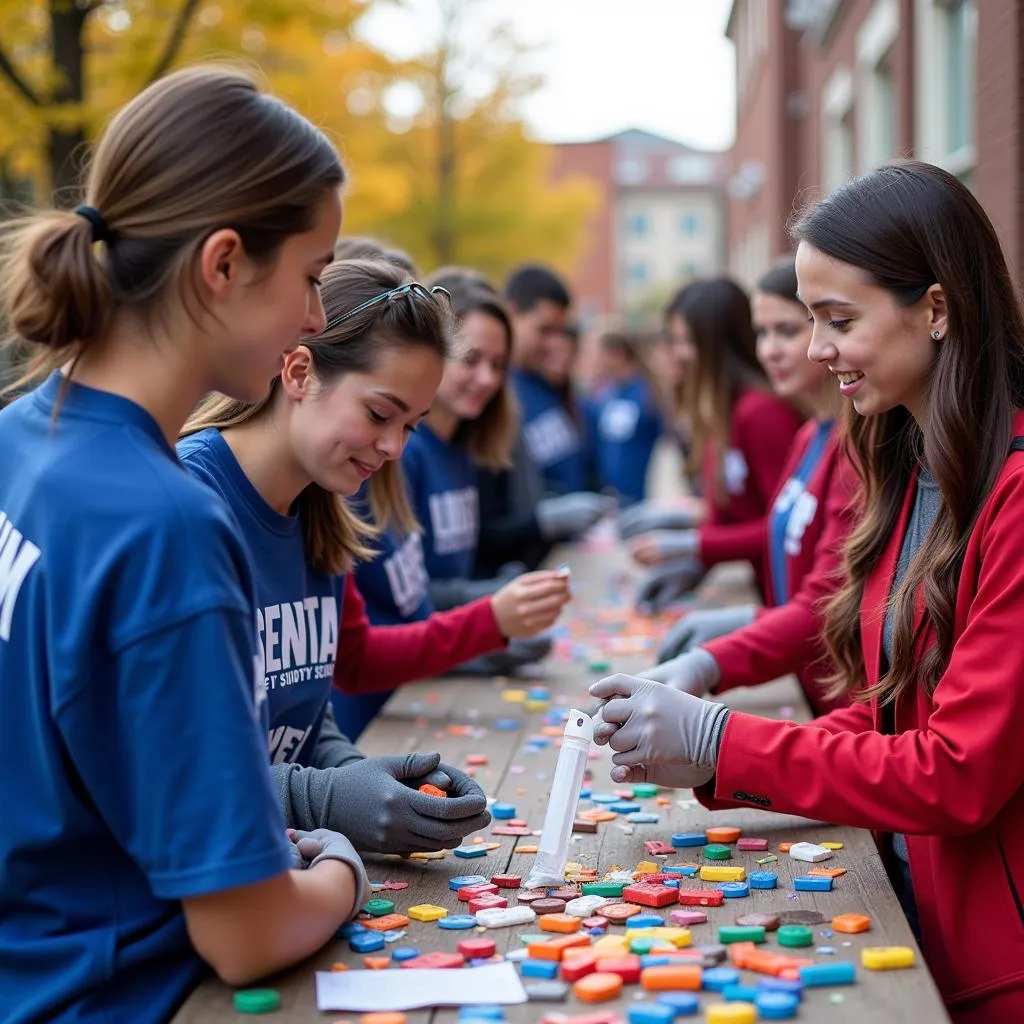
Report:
56,607,291,900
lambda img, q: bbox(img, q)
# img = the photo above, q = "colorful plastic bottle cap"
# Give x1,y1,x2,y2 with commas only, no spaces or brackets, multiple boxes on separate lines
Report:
364,898,395,916
449,875,488,891
799,962,857,986
361,1014,409,1024
705,827,742,844
627,1003,675,1024
861,946,916,970
492,803,517,819
777,925,814,948
522,958,560,979
655,991,700,1014
391,946,420,962
706,1003,756,1024
832,913,871,934
437,914,479,930
702,966,741,991
632,783,660,798
573,971,624,1003
418,783,447,798
755,991,800,1019
703,844,732,860
718,925,765,945
748,871,778,890
671,832,707,847
734,912,779,931
234,989,281,1014
718,882,750,899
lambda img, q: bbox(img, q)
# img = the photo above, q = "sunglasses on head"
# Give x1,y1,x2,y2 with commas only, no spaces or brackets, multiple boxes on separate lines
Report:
321,282,451,334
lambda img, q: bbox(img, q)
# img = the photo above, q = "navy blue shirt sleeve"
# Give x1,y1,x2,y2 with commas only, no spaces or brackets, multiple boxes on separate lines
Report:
56,605,292,900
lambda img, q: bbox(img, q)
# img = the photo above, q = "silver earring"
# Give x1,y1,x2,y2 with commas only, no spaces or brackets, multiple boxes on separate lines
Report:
933,330,942,340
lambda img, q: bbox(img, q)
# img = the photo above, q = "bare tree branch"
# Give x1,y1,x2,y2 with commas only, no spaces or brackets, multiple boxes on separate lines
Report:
0,45,42,106
146,0,202,86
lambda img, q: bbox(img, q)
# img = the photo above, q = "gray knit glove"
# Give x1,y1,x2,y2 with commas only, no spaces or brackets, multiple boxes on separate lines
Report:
292,827,370,921
657,605,758,662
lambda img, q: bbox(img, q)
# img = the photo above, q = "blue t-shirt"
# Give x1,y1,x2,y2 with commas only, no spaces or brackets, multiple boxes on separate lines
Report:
0,374,290,1024
511,369,587,492
402,425,479,580
587,375,662,505
178,429,342,767
767,419,835,604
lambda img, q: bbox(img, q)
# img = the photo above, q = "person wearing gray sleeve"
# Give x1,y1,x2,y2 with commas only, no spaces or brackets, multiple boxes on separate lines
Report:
634,556,705,614
619,500,700,540
271,752,491,854
312,701,365,769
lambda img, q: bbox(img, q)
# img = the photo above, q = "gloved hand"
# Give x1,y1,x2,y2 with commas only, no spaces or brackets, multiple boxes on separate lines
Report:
536,492,614,541
619,500,700,540
449,633,554,677
657,604,758,662
291,827,370,920
589,673,730,789
273,752,491,854
641,647,722,697
635,557,705,614
630,529,699,567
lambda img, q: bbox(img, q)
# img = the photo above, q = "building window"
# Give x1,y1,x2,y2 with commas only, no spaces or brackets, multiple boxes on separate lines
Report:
626,212,649,237
856,0,900,172
627,261,649,285
668,154,715,185
678,213,701,237
915,0,976,181
821,66,854,191
617,158,648,185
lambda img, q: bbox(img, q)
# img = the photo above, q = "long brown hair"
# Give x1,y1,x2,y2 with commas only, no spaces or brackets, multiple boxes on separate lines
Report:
795,161,1024,705
666,277,771,504
184,259,453,575
437,275,519,470
1,64,343,397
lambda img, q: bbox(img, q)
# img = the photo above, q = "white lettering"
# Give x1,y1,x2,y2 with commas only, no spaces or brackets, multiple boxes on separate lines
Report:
0,512,42,642
303,596,320,664
429,486,479,555
723,448,749,496
280,600,306,671
599,399,640,442
318,595,338,663
268,725,313,764
384,531,429,617
264,604,281,672
523,408,580,467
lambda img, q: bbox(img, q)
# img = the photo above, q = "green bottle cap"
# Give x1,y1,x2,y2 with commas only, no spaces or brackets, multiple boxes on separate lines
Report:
364,898,395,916
777,924,814,947
588,659,612,673
234,988,281,1014
703,843,733,860
632,783,659,798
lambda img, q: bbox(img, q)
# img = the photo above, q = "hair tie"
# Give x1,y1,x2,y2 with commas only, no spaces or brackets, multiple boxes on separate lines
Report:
73,204,109,244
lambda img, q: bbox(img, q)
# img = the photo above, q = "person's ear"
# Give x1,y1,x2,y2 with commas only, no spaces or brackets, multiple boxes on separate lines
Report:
280,346,314,400
197,228,246,303
925,283,948,342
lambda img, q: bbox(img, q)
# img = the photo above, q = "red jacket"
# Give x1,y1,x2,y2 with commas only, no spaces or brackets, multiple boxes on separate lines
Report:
698,388,804,596
332,575,505,695
701,416,1024,1016
704,419,859,715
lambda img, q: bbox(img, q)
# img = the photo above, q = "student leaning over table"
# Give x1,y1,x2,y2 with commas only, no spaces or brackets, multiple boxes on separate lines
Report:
648,255,859,718
591,161,1024,1024
0,67,368,1024
621,277,805,612
179,258,566,854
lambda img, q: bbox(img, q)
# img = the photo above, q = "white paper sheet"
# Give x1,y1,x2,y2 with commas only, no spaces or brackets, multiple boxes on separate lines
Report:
314,961,528,1012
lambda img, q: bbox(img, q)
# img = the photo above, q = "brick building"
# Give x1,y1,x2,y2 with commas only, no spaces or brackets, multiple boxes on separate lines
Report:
549,130,728,324
726,0,1024,284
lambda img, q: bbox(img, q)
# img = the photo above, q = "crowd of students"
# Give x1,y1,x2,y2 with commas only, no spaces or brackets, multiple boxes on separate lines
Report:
1,67,1022,1024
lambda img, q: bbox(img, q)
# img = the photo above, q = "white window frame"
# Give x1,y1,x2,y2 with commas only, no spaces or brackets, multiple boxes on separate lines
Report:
914,0,977,178
856,0,900,172
821,66,855,192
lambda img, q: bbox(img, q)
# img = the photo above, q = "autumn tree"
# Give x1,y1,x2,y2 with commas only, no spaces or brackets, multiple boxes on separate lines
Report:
0,0,389,202
338,0,598,281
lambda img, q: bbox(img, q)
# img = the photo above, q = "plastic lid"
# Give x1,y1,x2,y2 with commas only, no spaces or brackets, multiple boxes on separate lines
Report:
233,988,281,1013
564,709,594,743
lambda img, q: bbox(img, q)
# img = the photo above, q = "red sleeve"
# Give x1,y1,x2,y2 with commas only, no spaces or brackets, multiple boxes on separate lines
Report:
704,470,1024,834
697,394,803,568
704,443,858,688
332,575,506,695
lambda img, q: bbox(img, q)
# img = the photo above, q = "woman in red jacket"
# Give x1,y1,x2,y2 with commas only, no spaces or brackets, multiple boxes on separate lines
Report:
591,161,1024,1023
622,277,804,611
649,256,857,716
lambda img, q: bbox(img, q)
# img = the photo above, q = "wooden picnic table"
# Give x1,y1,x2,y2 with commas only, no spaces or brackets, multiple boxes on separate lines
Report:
174,536,949,1023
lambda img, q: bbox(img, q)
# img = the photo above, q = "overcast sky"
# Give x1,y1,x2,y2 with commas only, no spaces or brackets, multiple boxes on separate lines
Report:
356,0,737,152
